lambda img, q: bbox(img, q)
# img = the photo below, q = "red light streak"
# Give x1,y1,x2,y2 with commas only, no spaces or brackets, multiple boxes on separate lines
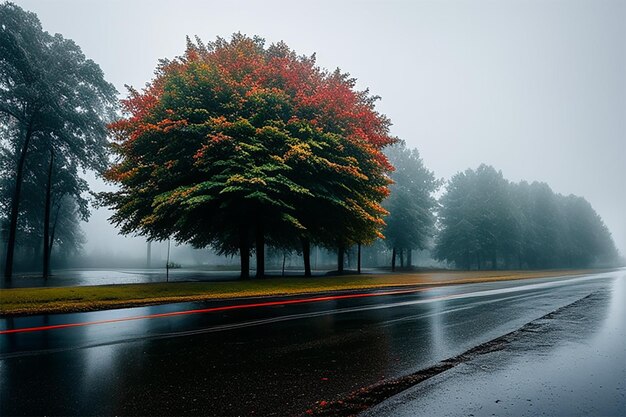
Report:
0,287,427,335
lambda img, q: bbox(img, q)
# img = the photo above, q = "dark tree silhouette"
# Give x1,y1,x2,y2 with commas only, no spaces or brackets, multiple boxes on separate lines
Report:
384,141,440,271
0,3,117,279
435,165,618,269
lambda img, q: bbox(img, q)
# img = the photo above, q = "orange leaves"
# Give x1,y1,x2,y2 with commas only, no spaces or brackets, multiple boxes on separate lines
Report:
158,118,188,133
105,33,396,249
284,142,313,162
111,33,393,158
193,132,232,162
120,87,160,118
193,144,209,161
325,160,369,182
102,164,132,182
208,132,232,145
209,116,234,130
375,185,392,199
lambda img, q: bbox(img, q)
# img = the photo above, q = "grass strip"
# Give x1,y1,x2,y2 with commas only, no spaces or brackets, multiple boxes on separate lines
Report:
0,269,602,317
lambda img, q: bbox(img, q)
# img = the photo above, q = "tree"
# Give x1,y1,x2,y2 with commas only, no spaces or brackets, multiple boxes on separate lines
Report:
384,141,440,270
0,2,117,279
541,191,617,268
435,165,619,269
0,112,91,273
521,182,563,268
103,34,394,279
436,166,522,269
434,168,481,269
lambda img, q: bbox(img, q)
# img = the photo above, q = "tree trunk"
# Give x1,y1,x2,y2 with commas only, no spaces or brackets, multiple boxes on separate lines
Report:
357,243,361,274
406,249,412,268
337,244,344,273
282,253,286,277
166,239,171,282
302,237,311,277
476,252,481,270
239,228,250,279
48,203,60,266
147,240,152,268
4,126,34,280
399,249,404,268
43,148,54,279
255,221,265,278
392,247,397,272
491,252,497,270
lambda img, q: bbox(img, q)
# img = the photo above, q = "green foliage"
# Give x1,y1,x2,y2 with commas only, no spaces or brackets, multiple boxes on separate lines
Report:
383,141,440,255
435,165,619,269
103,34,394,276
0,2,117,275
0,3,117,171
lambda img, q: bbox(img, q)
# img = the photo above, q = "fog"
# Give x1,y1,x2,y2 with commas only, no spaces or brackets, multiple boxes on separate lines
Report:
13,0,626,259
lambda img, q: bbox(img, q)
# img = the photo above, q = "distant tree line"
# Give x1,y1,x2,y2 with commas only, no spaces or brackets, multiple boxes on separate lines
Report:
434,164,618,269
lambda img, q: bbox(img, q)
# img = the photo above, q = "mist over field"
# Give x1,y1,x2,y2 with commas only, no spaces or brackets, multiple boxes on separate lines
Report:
4,0,625,269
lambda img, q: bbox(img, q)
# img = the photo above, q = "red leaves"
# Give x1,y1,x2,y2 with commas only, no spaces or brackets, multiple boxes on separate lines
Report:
208,132,232,145
111,34,394,156
105,34,396,248
117,85,163,132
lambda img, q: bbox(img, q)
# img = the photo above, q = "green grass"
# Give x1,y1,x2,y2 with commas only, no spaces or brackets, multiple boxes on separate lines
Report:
0,269,600,316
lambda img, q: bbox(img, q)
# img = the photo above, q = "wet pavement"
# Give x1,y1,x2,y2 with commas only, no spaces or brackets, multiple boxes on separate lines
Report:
364,273,626,417
0,267,342,288
0,271,622,416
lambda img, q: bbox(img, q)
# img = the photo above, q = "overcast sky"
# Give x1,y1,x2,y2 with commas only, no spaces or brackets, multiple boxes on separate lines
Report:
13,0,626,257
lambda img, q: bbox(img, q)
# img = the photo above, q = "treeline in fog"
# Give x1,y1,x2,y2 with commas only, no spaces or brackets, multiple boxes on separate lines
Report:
435,165,619,269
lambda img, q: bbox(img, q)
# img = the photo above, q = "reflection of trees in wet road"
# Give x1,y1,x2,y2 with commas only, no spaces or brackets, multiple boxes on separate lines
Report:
0,272,621,416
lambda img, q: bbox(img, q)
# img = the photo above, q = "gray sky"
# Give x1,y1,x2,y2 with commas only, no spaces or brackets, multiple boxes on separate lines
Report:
14,0,626,257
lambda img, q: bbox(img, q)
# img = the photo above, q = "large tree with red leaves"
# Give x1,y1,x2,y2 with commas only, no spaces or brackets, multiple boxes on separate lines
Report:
103,34,395,278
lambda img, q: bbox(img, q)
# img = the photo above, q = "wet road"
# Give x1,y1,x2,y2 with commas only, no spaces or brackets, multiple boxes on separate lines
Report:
0,271,622,416
365,272,626,417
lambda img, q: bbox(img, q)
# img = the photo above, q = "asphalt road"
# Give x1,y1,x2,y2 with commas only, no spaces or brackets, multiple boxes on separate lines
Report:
364,272,625,417
0,271,622,416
